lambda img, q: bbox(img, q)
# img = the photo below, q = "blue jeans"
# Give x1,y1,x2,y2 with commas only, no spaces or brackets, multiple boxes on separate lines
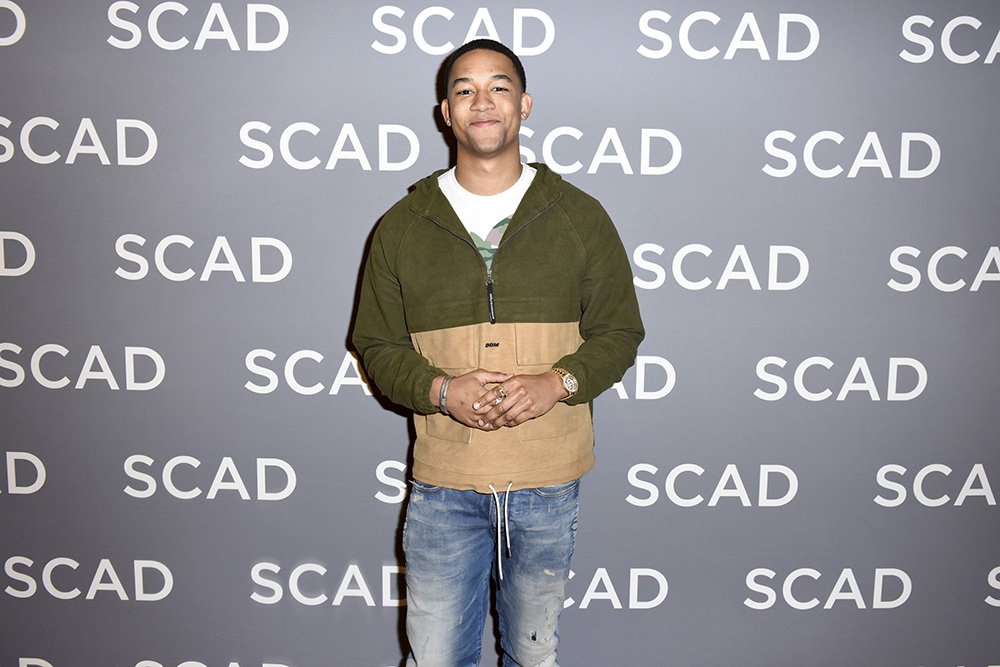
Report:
402,479,580,667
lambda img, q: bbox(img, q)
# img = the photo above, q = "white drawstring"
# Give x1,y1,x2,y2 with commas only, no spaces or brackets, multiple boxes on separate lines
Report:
487,481,514,582
502,481,512,557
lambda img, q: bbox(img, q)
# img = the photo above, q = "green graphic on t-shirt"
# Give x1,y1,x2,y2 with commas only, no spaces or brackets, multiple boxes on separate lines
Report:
470,217,510,271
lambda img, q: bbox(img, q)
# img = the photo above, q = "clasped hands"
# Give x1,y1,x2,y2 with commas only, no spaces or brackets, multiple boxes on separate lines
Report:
433,369,567,431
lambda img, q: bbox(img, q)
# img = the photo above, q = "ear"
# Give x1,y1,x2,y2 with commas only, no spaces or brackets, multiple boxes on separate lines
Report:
440,99,451,126
519,92,533,120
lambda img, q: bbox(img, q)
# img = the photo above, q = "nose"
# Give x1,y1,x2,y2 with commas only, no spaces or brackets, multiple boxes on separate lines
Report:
471,88,494,111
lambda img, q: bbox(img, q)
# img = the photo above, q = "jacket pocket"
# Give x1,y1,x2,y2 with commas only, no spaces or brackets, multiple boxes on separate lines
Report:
412,326,479,373
514,322,582,370
422,412,472,443
519,400,585,442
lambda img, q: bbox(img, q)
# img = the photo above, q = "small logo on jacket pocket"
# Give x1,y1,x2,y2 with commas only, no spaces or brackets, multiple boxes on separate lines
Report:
484,342,500,348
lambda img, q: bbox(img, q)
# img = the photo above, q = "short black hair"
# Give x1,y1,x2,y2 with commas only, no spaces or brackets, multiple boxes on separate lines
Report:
443,39,526,93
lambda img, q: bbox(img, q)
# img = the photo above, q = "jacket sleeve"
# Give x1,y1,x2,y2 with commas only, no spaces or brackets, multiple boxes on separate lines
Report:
555,203,644,404
352,217,441,415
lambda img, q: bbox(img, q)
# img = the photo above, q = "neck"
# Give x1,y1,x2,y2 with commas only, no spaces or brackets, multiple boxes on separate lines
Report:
453,152,524,196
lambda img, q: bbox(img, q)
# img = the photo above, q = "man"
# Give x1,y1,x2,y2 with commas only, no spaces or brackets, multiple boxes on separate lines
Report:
353,39,644,666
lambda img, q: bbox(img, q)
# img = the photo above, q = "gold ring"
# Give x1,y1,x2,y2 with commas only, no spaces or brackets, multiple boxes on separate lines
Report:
496,385,507,399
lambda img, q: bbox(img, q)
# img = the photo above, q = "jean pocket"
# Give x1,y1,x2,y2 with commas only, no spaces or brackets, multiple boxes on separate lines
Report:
410,479,443,494
531,479,579,498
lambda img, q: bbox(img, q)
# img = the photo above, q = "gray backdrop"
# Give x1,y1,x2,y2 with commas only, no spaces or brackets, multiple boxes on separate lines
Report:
2,1,999,666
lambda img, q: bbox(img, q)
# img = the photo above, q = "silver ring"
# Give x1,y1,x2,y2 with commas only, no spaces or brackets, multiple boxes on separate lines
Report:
494,395,504,405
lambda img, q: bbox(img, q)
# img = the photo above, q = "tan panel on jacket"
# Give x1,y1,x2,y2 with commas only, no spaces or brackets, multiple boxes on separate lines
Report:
410,322,594,492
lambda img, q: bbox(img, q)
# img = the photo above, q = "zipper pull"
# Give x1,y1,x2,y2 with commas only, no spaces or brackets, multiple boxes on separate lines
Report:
486,274,496,324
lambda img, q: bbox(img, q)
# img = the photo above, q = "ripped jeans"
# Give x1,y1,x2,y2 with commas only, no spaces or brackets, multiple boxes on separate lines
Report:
402,479,580,667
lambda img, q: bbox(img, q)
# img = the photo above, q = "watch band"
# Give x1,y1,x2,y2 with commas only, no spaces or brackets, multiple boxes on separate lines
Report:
549,367,578,400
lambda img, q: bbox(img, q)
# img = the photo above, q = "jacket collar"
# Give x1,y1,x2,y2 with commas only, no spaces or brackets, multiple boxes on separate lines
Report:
409,163,564,244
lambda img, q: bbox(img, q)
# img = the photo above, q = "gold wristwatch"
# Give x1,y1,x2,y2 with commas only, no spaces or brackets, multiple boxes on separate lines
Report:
549,367,578,400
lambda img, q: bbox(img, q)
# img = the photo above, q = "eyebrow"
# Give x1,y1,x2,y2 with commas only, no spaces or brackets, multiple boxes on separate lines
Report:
451,73,514,88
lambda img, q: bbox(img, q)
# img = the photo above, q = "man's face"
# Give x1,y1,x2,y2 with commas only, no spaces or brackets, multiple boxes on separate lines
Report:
441,49,532,161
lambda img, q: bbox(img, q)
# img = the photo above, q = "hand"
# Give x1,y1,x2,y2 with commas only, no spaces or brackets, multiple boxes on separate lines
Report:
435,369,512,430
472,372,567,430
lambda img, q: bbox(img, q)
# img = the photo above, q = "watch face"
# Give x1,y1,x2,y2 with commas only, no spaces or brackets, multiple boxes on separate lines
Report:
564,374,578,394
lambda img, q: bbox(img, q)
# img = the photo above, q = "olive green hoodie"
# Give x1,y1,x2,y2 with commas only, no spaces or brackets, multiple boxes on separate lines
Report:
353,163,644,491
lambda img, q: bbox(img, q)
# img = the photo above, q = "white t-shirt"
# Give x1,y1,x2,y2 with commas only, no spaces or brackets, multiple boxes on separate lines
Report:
438,164,536,242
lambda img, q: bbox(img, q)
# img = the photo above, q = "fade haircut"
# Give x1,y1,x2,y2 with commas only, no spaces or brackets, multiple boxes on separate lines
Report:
443,39,526,93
